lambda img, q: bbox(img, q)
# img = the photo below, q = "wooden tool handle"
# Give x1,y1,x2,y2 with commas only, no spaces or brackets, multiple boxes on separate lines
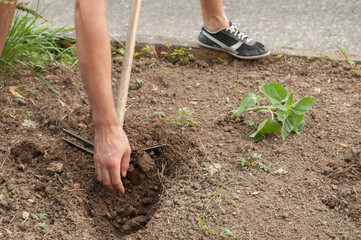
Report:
116,0,142,127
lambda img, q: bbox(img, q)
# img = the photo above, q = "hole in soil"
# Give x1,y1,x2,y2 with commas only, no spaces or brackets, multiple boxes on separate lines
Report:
13,120,200,238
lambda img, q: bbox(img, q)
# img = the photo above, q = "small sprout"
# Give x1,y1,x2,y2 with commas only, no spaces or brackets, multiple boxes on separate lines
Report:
148,63,154,69
325,39,355,66
307,55,313,60
38,222,46,232
165,44,172,49
131,78,143,84
220,229,234,238
153,111,165,118
280,42,291,46
276,54,283,59
38,213,47,219
26,111,32,116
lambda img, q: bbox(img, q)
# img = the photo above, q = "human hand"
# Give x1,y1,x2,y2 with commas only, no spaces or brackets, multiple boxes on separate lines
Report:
93,124,131,193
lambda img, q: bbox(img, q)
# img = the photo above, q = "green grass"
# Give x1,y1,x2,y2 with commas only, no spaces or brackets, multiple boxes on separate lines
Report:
0,1,76,95
325,39,355,66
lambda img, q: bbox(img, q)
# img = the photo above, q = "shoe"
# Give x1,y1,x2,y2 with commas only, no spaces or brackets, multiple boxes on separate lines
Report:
198,22,270,59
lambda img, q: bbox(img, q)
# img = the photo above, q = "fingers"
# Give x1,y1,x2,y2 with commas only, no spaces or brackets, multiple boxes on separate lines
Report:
120,148,131,178
94,153,125,193
109,162,125,194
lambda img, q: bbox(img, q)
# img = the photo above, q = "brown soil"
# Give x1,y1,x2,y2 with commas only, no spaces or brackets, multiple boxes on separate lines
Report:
0,51,360,240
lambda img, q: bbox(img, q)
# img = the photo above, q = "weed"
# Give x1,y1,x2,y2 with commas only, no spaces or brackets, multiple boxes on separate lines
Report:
234,83,316,141
280,42,291,47
143,44,155,56
307,55,313,60
148,63,154,68
325,39,355,66
212,57,224,63
0,0,76,95
170,47,196,63
235,153,269,171
276,54,283,59
38,222,46,232
153,111,165,118
174,108,198,126
38,213,47,219
220,229,234,238
26,111,32,116
131,78,143,84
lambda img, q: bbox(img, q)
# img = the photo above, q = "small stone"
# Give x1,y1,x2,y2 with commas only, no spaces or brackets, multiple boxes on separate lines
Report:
164,200,172,207
22,211,30,219
180,188,185,193
15,98,26,105
27,199,34,203
0,194,4,200
331,184,338,190
34,182,46,191
22,119,37,128
47,162,63,174
195,83,201,88
73,183,81,189
189,101,198,105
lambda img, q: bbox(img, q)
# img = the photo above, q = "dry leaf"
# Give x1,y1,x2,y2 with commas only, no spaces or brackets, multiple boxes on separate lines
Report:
338,143,347,149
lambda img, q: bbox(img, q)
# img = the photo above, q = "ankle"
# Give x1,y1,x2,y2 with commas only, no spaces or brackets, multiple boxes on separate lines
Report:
203,16,229,32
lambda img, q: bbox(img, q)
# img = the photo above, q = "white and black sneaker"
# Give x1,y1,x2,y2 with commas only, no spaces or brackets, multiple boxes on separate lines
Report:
198,22,270,59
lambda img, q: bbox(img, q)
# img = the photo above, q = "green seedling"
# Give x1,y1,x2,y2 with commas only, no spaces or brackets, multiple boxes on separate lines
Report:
280,42,291,47
131,78,143,84
38,222,46,232
170,108,198,126
234,83,316,141
325,39,355,66
307,55,313,60
275,54,283,59
143,45,155,56
220,229,234,238
212,57,224,63
170,47,197,63
26,111,32,116
235,153,269,172
153,111,165,118
165,44,172,49
148,63,154,68
38,213,47,219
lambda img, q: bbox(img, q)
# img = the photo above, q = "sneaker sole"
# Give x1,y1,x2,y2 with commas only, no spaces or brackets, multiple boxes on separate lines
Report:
197,41,270,60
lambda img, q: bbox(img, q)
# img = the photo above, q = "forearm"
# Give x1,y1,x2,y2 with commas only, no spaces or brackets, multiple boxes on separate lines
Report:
0,0,17,58
75,0,118,126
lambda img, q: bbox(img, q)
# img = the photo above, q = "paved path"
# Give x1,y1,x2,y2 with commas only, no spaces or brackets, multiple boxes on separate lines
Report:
36,0,361,57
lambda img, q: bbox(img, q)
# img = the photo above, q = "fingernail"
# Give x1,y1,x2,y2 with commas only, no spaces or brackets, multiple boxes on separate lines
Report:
122,171,127,177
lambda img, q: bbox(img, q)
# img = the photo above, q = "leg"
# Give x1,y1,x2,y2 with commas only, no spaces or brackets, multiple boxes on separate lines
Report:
75,0,131,193
200,0,228,32
0,1,17,58
198,0,270,59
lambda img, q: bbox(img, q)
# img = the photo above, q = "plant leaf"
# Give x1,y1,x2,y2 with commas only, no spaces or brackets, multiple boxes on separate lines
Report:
281,115,294,140
234,93,257,116
291,97,316,115
259,83,288,111
250,118,281,141
285,93,294,108
295,120,306,134
276,110,289,122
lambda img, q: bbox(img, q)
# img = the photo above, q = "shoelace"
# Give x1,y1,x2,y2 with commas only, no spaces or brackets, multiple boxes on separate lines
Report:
226,24,251,43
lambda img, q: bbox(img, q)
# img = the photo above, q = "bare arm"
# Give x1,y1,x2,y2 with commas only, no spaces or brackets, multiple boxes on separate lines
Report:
75,0,131,193
0,0,17,58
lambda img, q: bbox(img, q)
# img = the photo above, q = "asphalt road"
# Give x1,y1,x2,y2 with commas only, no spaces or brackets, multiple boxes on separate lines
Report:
34,0,361,55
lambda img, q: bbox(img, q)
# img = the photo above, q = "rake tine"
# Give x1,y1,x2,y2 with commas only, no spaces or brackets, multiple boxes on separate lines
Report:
63,128,94,147
62,137,94,156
